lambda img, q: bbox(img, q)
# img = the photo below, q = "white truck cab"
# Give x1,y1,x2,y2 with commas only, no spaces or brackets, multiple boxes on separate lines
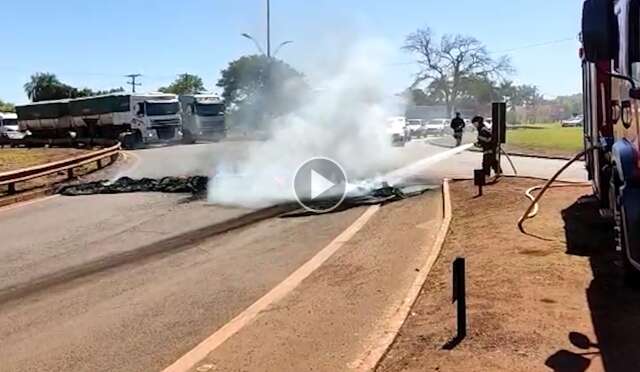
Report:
179,95,226,143
131,95,183,144
0,112,23,139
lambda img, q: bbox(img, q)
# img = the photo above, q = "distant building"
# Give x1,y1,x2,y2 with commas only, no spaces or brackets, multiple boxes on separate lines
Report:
405,105,448,121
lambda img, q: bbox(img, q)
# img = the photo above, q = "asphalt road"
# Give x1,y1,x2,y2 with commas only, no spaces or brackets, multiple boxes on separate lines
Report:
0,139,587,371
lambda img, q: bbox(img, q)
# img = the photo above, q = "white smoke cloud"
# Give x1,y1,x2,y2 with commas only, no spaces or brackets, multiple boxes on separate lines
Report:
208,39,408,208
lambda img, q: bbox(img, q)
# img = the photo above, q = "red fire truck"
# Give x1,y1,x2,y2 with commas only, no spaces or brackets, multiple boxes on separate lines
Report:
582,0,640,280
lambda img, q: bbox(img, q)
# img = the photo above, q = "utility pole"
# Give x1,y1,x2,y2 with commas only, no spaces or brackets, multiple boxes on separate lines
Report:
267,0,271,58
125,74,142,93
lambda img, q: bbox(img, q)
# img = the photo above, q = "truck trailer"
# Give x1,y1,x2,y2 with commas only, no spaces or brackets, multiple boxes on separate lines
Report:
179,94,226,143
581,0,640,280
16,93,182,149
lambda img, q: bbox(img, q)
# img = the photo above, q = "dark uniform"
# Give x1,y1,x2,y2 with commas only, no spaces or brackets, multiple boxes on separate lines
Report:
450,116,465,146
476,124,501,176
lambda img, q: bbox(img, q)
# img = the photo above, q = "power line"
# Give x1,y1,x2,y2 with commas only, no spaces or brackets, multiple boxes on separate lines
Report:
125,74,142,93
489,37,576,54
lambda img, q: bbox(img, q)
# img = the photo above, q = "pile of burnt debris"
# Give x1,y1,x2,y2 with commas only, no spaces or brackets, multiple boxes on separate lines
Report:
58,176,436,212
58,176,209,196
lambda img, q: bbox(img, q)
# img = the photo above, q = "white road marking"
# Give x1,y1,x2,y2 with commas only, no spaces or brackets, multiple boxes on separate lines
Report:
162,205,381,372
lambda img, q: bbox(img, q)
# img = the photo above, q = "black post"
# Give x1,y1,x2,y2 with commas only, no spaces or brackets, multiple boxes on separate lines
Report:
452,257,467,340
443,257,467,350
492,102,507,176
474,169,485,197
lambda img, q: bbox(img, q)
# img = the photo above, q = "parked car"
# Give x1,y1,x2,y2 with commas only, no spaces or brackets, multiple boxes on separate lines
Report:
424,118,448,136
386,116,409,147
406,119,425,138
562,115,584,127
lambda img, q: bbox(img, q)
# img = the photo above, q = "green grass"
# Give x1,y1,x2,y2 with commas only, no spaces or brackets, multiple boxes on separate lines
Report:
0,148,84,172
506,123,583,156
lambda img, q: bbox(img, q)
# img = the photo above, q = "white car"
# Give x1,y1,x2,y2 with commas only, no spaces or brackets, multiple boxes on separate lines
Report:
562,115,583,127
0,112,24,140
406,119,425,138
386,117,408,147
424,118,448,136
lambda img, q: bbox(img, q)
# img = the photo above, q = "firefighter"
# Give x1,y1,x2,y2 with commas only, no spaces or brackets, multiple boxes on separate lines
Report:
471,116,501,176
450,112,465,146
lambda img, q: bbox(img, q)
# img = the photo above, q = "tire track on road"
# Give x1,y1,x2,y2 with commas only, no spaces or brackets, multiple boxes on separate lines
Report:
0,203,298,305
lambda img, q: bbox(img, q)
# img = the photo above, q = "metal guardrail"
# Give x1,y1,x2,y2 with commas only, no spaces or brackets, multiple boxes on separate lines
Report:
0,143,121,194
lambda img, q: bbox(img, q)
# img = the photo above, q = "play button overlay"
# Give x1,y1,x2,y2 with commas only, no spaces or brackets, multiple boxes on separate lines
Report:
293,157,348,213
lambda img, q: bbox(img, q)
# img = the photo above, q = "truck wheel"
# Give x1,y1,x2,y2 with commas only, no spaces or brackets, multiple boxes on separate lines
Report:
182,130,196,145
119,132,138,150
134,131,143,148
119,133,132,149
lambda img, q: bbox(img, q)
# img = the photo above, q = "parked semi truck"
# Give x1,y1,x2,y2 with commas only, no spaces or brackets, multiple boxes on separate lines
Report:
581,0,640,280
179,94,227,143
179,94,226,143
16,93,182,149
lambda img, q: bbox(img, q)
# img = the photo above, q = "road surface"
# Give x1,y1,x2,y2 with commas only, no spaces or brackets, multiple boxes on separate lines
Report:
0,139,586,371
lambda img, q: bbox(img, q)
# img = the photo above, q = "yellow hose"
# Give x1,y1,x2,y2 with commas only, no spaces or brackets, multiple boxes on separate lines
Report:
517,148,594,240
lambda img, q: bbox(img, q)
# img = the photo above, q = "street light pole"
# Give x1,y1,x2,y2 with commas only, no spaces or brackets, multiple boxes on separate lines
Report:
242,33,265,55
267,0,271,58
273,40,293,57
242,1,292,58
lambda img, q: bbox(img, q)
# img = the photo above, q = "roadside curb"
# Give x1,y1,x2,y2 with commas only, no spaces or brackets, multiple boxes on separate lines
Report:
427,140,575,161
353,179,453,372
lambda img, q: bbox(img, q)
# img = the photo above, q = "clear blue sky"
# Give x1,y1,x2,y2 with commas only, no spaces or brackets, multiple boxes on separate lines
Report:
2,0,582,104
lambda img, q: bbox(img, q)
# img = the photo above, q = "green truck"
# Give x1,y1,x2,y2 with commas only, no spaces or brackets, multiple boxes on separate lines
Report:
17,93,182,148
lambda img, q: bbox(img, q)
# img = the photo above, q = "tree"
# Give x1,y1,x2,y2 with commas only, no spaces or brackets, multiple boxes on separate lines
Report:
217,55,307,127
0,99,15,112
159,74,205,95
404,88,434,106
555,94,583,117
403,27,513,116
24,73,125,102
76,87,125,97
24,73,74,102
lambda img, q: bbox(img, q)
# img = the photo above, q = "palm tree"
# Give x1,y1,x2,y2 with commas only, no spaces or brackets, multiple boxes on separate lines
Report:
24,73,66,102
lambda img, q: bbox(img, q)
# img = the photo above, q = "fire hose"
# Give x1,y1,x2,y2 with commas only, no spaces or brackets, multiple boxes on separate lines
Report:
517,147,595,240
500,147,518,176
